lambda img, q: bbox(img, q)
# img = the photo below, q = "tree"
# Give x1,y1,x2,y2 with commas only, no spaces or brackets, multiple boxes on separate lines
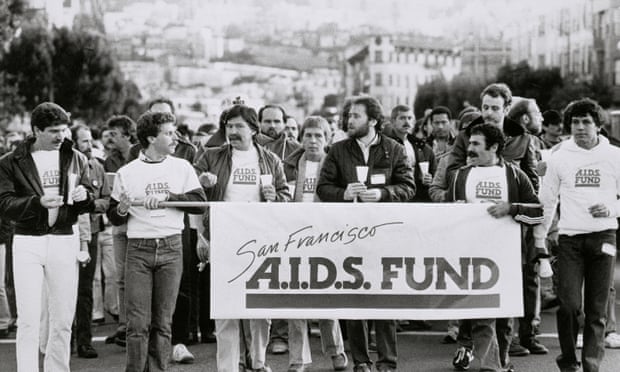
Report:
1,25,54,109
0,0,27,51
2,25,140,125
496,61,563,111
413,76,449,119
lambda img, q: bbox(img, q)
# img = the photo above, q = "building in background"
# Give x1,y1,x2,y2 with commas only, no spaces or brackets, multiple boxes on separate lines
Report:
344,35,461,110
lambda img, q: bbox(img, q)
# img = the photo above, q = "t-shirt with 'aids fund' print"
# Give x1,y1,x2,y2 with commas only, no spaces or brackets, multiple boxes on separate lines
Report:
32,150,60,226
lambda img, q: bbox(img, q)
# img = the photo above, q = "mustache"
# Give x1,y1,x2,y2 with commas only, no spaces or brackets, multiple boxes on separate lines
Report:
228,135,241,141
467,151,478,158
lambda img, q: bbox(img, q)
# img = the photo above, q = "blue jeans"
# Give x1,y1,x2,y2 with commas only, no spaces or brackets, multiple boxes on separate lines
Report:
347,320,397,369
125,235,183,372
556,230,616,372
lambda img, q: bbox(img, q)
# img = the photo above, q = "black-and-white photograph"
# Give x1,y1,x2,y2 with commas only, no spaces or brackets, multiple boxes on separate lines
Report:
1,0,620,371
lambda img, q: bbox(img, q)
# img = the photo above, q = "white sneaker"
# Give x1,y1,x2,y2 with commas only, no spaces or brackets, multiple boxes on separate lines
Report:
605,332,620,348
576,334,583,349
172,343,195,364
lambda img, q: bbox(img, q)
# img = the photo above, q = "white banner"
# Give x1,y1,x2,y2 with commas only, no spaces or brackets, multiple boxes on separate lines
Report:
210,203,523,319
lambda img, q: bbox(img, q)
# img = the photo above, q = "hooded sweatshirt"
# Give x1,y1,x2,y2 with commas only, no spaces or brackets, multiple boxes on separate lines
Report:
533,136,620,247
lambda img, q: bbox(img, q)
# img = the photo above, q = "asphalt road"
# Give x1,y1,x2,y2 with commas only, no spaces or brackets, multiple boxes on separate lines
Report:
1,262,620,372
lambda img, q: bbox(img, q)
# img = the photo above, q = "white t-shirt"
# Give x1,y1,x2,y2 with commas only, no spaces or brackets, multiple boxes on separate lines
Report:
224,148,261,202
112,155,201,238
32,150,60,226
465,165,508,204
302,161,320,203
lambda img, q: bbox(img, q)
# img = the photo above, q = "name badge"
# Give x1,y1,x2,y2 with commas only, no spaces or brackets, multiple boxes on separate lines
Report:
370,173,386,185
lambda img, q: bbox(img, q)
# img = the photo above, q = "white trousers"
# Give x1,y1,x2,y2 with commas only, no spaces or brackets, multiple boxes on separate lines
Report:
215,318,271,372
13,232,79,372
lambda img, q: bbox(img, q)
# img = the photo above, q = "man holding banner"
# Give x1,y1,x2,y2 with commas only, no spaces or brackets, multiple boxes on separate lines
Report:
446,123,544,372
317,96,415,372
534,98,620,372
194,104,290,372
107,111,206,372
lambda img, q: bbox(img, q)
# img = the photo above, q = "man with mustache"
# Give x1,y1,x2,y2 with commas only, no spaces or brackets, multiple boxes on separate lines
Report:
259,105,301,161
257,104,300,355
0,102,94,372
194,104,290,372
387,104,436,202
317,96,415,372
447,123,543,372
428,106,456,157
70,124,109,359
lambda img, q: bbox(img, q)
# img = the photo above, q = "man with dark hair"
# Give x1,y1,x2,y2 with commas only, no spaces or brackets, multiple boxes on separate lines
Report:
534,98,620,372
71,124,109,359
448,123,543,372
195,104,290,372
0,102,94,372
448,83,539,192
259,104,301,160
107,111,206,372
387,104,436,202
317,96,415,372
284,115,300,142
540,110,564,149
428,106,455,156
103,114,137,348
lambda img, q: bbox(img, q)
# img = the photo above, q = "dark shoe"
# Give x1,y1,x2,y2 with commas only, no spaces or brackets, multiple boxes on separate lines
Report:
452,346,474,371
92,318,105,325
353,363,371,372
502,363,515,372
0,328,10,339
521,339,548,354
114,331,126,347
508,341,530,357
77,344,98,358
202,332,217,343
105,333,116,344
106,310,119,322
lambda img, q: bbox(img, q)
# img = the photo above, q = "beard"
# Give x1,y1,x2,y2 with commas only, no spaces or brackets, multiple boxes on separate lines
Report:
348,123,370,139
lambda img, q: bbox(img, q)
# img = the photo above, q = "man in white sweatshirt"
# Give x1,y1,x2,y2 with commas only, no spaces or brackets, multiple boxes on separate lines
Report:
534,98,620,372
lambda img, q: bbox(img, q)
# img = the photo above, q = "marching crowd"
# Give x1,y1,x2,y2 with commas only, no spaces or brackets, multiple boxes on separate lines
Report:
0,82,619,372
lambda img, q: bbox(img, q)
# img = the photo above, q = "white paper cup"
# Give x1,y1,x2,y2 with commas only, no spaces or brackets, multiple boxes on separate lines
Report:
67,173,77,205
418,161,429,175
356,166,369,183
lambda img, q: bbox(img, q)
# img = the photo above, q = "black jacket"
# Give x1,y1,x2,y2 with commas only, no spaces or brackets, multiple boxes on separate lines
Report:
316,134,416,202
0,137,94,235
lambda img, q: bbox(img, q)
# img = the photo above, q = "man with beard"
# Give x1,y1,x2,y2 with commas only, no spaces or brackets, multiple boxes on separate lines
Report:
259,105,301,160
71,124,109,358
447,123,543,372
258,104,300,355
317,96,415,372
194,104,290,372
386,104,435,202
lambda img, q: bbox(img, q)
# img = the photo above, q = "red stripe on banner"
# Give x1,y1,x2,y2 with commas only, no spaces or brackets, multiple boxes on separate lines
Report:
246,294,500,309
